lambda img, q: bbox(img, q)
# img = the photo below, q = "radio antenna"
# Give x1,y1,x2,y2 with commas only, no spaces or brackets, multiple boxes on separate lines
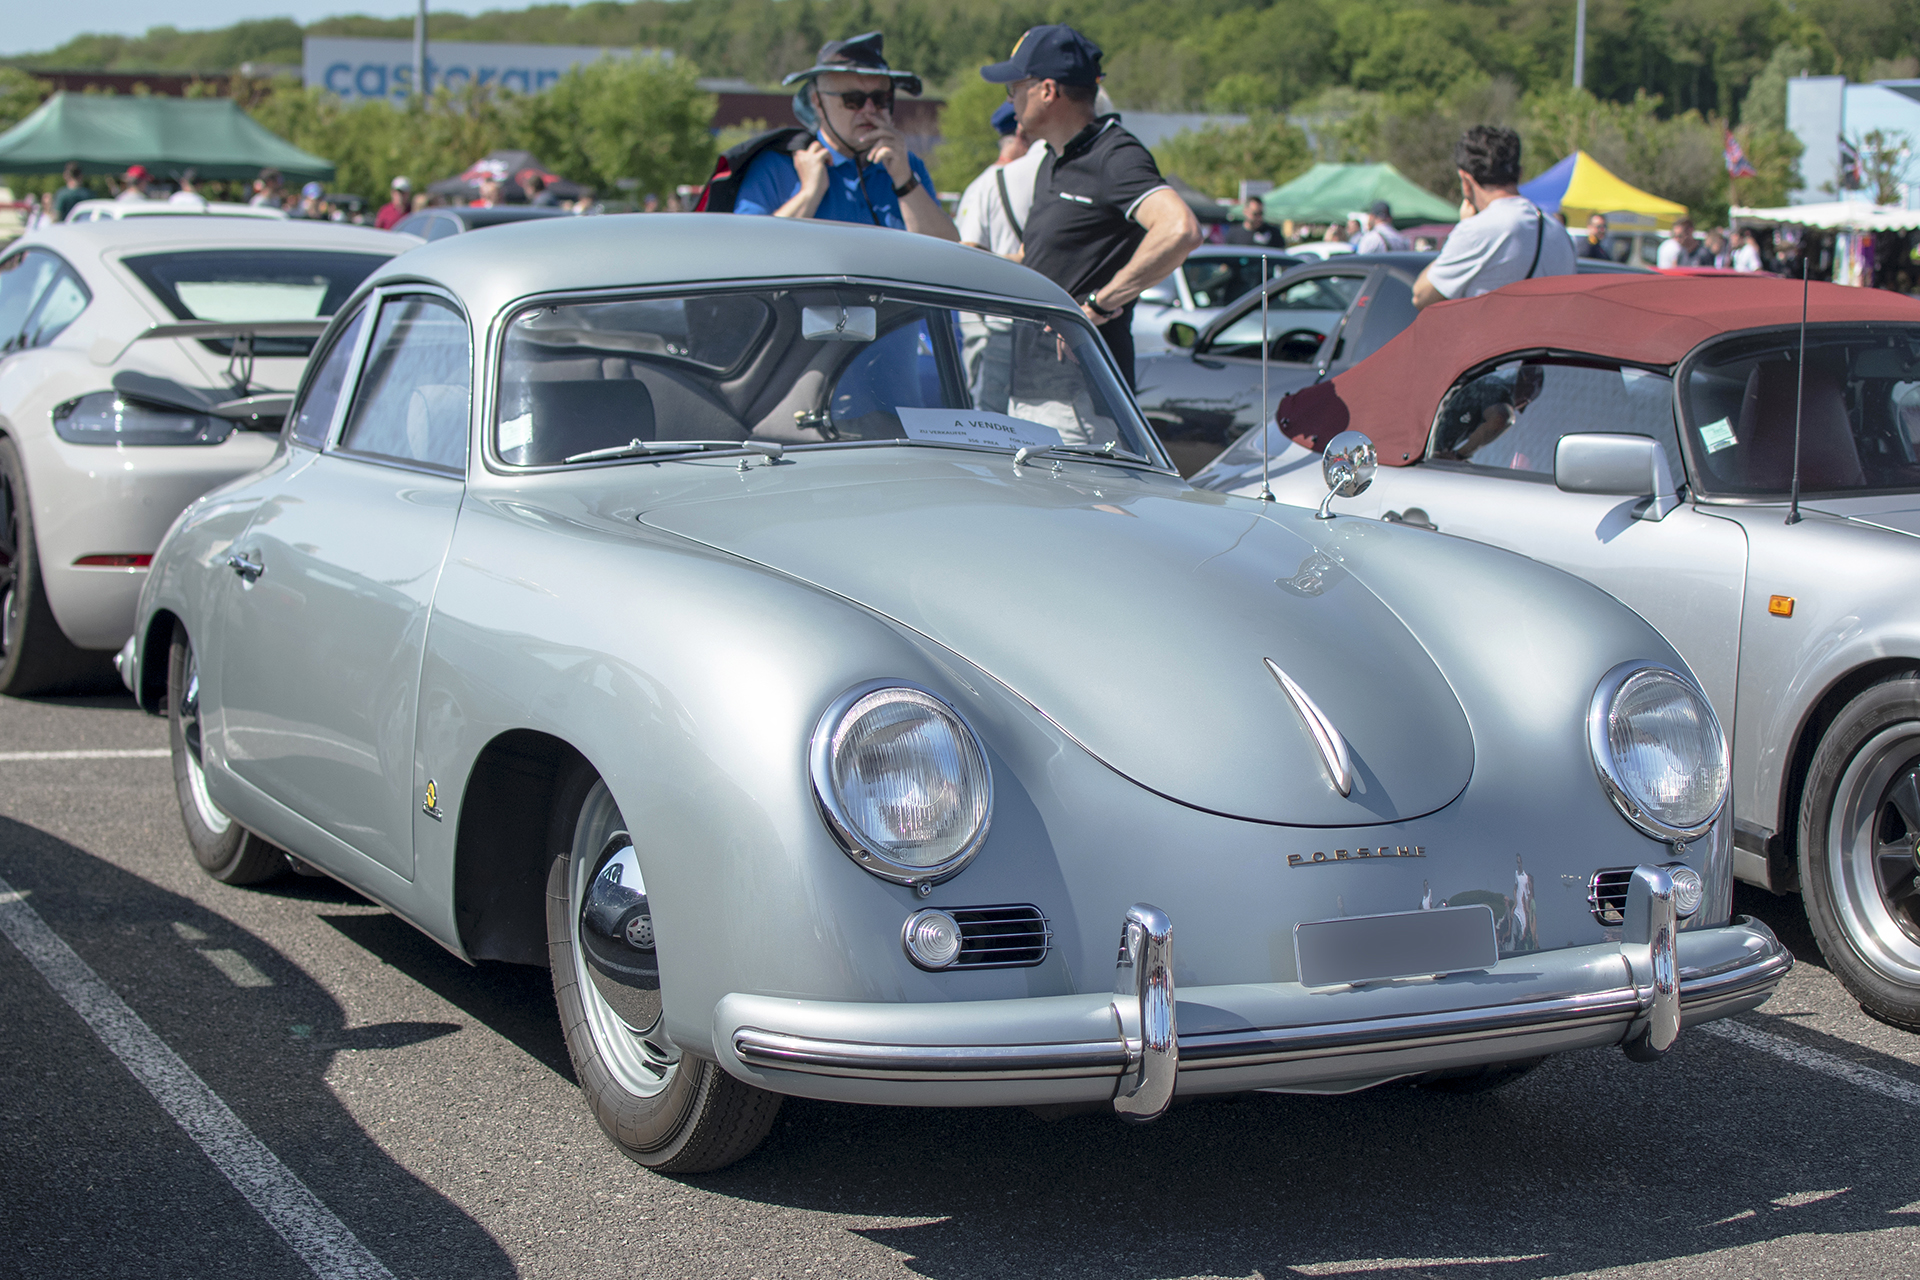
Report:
1258,255,1275,502
1787,252,1809,526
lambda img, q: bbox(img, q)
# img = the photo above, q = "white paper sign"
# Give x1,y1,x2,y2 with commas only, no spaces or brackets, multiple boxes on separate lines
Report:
896,408,1062,451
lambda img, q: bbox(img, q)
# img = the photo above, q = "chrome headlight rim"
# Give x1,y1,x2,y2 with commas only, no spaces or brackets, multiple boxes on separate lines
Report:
1587,660,1728,844
808,679,994,887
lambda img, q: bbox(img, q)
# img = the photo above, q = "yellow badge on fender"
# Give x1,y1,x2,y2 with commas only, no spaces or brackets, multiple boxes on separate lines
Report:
423,779,443,821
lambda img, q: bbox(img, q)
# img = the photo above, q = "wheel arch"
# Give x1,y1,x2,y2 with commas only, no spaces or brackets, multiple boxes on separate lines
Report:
1773,657,1920,892
451,728,587,966
134,608,181,714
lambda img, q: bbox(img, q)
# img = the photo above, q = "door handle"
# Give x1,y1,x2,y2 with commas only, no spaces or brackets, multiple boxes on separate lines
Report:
226,551,265,582
1383,508,1438,531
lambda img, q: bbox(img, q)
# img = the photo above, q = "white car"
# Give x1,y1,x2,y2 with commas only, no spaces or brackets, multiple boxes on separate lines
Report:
63,199,289,222
1131,245,1301,355
0,217,415,694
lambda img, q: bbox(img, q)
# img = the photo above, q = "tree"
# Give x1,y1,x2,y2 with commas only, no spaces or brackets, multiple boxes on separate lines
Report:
928,76,1006,198
521,55,716,201
0,68,51,135
1856,129,1916,205
1154,114,1313,201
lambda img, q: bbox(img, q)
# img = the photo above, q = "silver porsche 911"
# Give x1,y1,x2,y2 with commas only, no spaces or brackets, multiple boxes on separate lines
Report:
121,216,1788,1173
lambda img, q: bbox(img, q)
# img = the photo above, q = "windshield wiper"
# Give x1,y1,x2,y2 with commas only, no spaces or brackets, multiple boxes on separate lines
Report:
1012,441,1151,467
564,438,784,465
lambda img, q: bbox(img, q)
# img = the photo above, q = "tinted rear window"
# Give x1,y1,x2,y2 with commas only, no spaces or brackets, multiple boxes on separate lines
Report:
122,250,389,357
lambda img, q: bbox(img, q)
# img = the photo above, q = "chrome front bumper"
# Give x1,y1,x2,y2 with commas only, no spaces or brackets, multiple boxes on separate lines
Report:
714,866,1790,1117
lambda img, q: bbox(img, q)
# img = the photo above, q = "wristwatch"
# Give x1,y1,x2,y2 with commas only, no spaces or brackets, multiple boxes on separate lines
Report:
892,173,919,198
1084,291,1121,320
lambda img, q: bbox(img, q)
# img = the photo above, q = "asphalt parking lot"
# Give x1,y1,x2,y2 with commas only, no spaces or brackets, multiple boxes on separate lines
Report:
4,690,1920,1280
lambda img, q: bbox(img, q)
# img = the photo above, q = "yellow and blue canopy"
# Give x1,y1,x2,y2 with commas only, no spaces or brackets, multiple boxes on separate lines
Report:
1519,151,1686,230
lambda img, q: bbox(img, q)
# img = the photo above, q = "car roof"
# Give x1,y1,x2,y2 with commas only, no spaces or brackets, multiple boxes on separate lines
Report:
1277,273,1920,466
369,212,1080,316
19,217,412,257
67,198,285,220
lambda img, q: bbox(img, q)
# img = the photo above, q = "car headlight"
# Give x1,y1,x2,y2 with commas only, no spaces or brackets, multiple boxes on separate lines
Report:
1588,662,1728,843
810,682,993,887
52,392,233,446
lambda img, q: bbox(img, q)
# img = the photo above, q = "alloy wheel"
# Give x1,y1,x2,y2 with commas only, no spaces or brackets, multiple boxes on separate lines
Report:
1828,722,1920,983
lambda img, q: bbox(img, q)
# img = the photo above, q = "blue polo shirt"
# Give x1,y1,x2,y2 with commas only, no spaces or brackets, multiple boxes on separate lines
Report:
733,133,934,230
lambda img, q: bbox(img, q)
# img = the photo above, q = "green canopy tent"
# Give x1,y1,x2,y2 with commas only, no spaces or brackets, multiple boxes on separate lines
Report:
0,92,333,183
1259,163,1459,227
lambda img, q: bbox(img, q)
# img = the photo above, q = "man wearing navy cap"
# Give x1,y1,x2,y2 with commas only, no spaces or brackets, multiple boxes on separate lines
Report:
982,24,1201,387
735,32,957,240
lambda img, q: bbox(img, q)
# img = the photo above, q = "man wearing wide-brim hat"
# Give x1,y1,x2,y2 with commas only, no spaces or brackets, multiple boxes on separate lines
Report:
734,32,957,241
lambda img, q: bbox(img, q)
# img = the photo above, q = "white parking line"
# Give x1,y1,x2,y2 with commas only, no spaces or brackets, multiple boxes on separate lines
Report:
201,948,274,988
0,748,170,761
0,874,393,1280
1704,1019,1920,1107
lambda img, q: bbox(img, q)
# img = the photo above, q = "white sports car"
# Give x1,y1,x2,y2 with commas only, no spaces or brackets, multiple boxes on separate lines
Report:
0,216,414,694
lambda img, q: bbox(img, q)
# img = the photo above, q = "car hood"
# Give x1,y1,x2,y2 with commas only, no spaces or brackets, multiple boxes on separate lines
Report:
638,455,1471,826
1804,496,1920,539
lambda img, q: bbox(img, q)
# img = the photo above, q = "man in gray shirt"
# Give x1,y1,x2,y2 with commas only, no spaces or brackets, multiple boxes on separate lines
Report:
1413,127,1574,308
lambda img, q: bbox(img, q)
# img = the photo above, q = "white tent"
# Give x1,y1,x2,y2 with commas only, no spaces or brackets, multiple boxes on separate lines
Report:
1731,201,1920,231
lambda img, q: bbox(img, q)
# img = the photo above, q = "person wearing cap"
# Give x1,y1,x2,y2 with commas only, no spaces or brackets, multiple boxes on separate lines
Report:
983,24,1201,388
1352,201,1410,254
115,165,152,202
954,101,1045,261
377,176,412,229
1225,195,1280,246
734,32,957,240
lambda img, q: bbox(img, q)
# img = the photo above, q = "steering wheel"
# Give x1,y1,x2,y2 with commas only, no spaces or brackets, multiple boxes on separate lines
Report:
1274,328,1327,363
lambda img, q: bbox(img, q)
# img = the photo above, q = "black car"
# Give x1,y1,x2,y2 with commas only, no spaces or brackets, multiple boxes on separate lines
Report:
1135,252,1650,475
391,206,576,241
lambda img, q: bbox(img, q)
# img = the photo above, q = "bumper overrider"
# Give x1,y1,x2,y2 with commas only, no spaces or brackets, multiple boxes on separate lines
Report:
715,866,1790,1116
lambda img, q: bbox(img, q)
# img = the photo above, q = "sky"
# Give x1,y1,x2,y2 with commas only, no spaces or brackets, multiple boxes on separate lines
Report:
2,2,506,59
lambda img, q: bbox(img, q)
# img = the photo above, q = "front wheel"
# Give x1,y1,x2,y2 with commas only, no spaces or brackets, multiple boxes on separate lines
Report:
1800,677,1920,1029
546,762,780,1173
168,624,285,885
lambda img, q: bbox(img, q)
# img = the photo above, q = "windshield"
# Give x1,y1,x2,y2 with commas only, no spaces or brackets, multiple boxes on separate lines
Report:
494,286,1161,468
1208,274,1365,358
122,250,390,357
1682,325,1920,497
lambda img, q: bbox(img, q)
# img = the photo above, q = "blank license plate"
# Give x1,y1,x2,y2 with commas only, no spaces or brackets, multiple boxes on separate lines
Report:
1294,905,1499,988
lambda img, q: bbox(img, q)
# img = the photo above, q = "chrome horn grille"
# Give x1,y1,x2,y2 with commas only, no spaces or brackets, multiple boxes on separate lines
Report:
1588,867,1636,925
947,904,1051,969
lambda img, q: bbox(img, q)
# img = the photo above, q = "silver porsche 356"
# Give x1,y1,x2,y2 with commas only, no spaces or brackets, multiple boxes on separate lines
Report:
122,218,1788,1173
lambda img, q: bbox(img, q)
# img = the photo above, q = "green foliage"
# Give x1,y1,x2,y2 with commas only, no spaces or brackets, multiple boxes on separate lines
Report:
927,75,1006,197
1855,129,1916,205
0,68,51,135
1153,113,1314,200
521,56,716,199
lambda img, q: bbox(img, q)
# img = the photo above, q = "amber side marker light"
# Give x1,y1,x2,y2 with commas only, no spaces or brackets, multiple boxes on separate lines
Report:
1768,595,1795,618
73,554,153,568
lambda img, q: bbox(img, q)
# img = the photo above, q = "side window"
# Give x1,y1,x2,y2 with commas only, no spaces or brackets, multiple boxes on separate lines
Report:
425,216,461,242
0,250,60,354
1340,275,1417,367
1207,273,1365,361
338,296,470,471
289,307,367,449
1430,359,1679,479
20,268,90,349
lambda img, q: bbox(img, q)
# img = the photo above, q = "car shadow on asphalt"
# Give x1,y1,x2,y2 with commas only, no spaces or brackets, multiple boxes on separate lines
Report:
317,910,575,1082
0,816,516,1280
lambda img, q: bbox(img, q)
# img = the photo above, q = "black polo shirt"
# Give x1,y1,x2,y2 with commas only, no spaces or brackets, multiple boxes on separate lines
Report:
1022,115,1170,302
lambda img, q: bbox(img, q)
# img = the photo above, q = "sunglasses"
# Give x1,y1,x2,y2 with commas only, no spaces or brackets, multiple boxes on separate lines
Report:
828,88,894,112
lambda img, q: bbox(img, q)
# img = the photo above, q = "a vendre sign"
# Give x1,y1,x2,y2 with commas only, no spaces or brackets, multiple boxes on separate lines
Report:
303,37,667,102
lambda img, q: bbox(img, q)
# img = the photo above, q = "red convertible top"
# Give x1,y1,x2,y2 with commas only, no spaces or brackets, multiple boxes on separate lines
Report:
1276,274,1920,465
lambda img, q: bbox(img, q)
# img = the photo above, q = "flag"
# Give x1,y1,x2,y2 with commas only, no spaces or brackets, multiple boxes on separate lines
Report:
1723,131,1757,179
1839,136,1865,189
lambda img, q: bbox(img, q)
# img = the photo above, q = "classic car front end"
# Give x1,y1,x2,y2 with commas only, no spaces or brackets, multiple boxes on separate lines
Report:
124,218,1787,1174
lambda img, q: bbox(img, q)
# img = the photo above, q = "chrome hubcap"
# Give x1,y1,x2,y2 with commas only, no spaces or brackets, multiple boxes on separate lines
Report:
179,642,231,836
571,780,678,1095
1829,723,1920,983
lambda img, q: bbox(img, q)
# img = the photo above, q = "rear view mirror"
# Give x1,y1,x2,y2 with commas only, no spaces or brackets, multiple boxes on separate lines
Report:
1554,433,1679,521
801,305,877,342
1166,322,1199,350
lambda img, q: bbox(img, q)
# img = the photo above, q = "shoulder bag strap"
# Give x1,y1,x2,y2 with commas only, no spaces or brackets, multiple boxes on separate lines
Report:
995,167,1025,241
1525,206,1546,279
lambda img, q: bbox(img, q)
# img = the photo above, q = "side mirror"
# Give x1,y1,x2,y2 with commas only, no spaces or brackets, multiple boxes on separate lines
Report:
1554,433,1680,521
1316,430,1377,519
1166,322,1199,350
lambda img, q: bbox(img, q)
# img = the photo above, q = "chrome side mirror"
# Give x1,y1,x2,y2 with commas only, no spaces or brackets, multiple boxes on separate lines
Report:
1316,431,1377,519
1554,433,1680,521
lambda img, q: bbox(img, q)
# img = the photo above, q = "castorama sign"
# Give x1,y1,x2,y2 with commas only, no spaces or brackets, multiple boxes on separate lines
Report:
303,37,666,102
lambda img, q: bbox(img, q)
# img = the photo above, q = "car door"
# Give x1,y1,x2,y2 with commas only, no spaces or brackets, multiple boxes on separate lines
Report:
1135,265,1374,475
217,289,471,880
1358,356,1749,723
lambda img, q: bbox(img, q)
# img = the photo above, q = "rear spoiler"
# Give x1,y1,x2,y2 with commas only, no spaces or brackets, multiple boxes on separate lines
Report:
108,318,331,365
